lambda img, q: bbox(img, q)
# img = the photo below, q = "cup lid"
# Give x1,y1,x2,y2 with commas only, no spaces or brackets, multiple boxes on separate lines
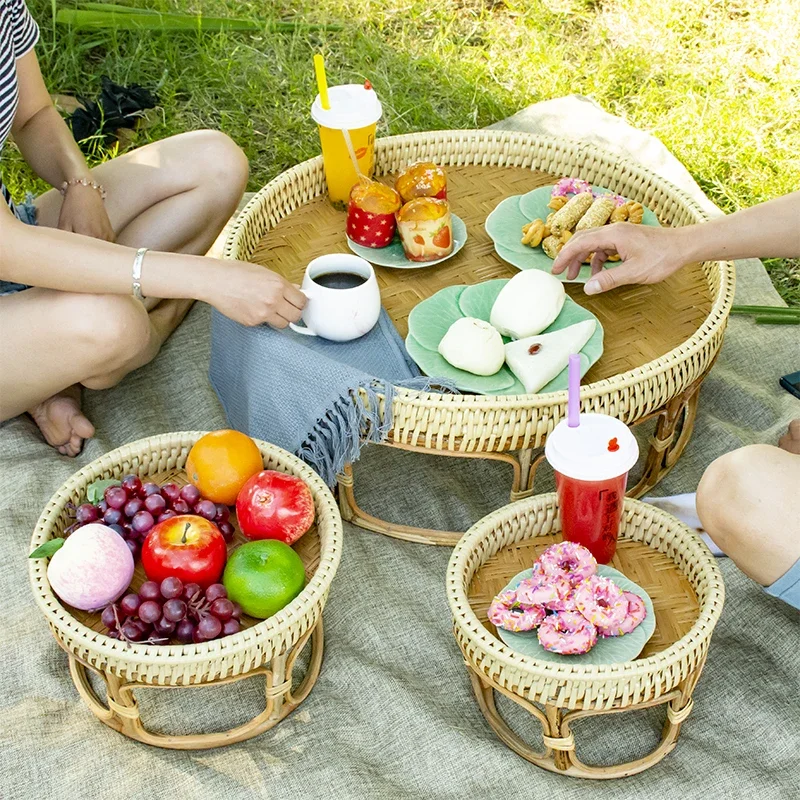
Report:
545,413,639,482
311,84,382,129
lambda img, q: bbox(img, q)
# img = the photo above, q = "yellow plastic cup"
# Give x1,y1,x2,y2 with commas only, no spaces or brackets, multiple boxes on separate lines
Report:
312,84,382,209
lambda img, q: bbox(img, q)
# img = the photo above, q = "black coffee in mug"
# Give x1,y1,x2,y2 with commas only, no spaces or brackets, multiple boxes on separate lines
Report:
313,271,367,290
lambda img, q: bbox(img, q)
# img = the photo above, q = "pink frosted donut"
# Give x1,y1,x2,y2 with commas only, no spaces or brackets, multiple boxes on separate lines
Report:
573,576,628,630
596,591,647,637
488,590,546,632
538,542,597,587
537,611,598,655
516,575,576,612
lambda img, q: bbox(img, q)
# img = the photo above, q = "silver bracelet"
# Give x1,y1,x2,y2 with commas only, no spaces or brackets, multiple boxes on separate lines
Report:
132,247,148,302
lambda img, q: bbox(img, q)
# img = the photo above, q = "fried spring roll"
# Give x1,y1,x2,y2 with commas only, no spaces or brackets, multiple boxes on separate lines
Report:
549,191,593,235
575,197,616,231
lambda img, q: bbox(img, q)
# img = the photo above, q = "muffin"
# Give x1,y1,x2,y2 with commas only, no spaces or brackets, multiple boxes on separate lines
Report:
394,161,447,204
346,179,402,248
396,197,453,262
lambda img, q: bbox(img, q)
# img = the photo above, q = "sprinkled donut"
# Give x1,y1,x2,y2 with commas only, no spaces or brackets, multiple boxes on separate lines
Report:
537,611,598,655
596,591,647,637
516,575,576,612
488,590,546,632
539,542,598,587
573,575,628,630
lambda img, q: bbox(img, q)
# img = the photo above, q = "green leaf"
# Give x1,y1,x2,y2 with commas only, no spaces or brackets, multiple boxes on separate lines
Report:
86,478,120,504
29,538,65,559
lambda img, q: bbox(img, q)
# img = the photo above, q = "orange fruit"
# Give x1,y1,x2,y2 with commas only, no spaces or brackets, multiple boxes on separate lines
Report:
185,430,263,506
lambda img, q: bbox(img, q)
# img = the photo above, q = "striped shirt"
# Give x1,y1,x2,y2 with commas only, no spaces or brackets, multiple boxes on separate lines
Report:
1,0,39,217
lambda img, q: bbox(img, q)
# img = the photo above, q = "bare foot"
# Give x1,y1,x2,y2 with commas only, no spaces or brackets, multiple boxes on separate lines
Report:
778,419,800,455
29,385,95,457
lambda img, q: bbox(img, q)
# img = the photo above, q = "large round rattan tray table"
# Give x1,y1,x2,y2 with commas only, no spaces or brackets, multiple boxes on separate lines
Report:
29,432,343,750
446,494,724,779
225,130,735,545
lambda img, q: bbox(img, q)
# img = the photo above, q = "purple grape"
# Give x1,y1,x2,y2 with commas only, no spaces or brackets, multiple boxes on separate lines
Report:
121,475,143,497
120,620,143,641
205,584,227,603
103,507,123,526
139,581,161,601
230,602,242,620
175,619,195,643
107,629,120,640
221,619,240,636
214,504,230,524
197,615,222,640
131,510,155,534
142,482,161,497
192,630,208,643
157,510,177,523
180,484,201,506
195,499,217,521
144,494,167,515
97,499,109,514
104,486,128,510
119,593,141,616
123,497,143,518
120,523,133,537
125,539,138,555
108,524,125,536
218,521,235,543
101,605,118,628
161,483,181,505
210,598,234,621
160,577,184,600
183,582,201,602
76,503,100,525
138,600,162,624
162,598,187,622
172,499,190,515
154,616,176,636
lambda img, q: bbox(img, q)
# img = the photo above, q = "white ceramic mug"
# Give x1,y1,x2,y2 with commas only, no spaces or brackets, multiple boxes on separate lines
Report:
289,254,381,342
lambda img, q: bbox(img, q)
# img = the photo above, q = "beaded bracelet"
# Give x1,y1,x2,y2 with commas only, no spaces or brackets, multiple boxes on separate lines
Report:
60,177,107,201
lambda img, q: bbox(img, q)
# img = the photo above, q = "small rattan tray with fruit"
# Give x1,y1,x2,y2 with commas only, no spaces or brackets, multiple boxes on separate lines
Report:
28,430,342,750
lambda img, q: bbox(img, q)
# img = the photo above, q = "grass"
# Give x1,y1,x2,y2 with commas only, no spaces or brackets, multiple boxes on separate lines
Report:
4,0,799,304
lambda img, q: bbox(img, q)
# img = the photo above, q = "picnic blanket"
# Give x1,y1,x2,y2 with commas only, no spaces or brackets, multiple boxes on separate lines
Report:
1,97,798,800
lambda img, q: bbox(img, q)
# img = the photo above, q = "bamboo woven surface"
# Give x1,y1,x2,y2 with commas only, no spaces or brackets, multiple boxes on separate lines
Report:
225,130,735,452
250,165,711,384
467,537,698,660
446,495,724,710
29,433,343,686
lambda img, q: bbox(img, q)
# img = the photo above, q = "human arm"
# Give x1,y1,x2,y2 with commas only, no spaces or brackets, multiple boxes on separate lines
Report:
0,209,305,328
11,49,115,241
551,191,800,294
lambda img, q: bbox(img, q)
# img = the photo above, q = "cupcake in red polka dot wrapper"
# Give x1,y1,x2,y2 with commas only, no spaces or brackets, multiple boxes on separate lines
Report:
346,179,402,248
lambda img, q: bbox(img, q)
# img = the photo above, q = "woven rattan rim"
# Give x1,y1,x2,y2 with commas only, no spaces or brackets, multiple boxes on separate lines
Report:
28,432,343,679
446,494,724,686
223,130,735,418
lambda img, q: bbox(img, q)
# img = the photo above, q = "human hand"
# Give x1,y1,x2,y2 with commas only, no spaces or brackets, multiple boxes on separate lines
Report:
208,260,307,328
58,184,116,242
778,419,800,456
551,223,691,295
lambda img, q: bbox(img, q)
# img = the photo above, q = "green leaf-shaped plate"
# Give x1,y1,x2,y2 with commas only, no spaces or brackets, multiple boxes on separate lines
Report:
405,280,604,395
347,214,467,269
495,565,656,665
485,186,661,283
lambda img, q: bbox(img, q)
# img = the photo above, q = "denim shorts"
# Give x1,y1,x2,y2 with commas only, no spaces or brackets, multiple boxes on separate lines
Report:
0,195,38,296
765,556,800,610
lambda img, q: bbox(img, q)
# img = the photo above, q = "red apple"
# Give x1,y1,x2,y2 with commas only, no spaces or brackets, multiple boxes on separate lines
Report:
141,514,227,588
236,471,315,544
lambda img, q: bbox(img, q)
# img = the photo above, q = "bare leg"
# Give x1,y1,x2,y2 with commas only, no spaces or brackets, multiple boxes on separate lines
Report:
696,442,800,586
17,130,248,454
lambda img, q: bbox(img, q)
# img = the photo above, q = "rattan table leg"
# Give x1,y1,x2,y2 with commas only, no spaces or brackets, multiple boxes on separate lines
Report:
67,618,324,750
468,660,702,779
337,446,524,546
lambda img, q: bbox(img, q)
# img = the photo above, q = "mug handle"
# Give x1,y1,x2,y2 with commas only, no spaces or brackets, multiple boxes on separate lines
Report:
289,288,316,336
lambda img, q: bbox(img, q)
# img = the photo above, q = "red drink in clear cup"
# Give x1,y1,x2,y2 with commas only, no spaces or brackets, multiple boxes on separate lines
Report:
545,413,639,564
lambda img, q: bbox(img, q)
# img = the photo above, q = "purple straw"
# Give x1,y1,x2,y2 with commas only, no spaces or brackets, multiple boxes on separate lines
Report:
567,353,581,428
